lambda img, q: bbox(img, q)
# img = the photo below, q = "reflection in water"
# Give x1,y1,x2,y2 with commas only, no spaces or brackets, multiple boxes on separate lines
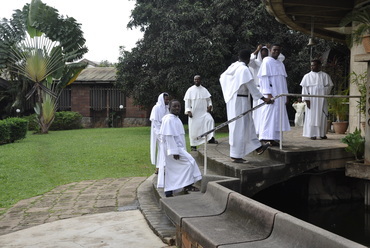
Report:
252,172,370,247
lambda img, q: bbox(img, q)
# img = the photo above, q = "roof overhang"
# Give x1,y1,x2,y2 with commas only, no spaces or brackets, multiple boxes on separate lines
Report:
263,0,362,43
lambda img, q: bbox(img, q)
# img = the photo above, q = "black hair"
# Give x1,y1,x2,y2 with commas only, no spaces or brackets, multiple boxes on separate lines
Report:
311,59,322,65
238,49,251,61
169,99,180,108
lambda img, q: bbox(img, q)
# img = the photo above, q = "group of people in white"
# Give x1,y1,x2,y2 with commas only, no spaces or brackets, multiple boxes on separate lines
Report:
150,44,333,197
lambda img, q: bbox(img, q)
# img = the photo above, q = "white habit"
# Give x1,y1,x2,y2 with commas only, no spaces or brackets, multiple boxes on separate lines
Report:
184,85,215,146
157,114,202,191
292,102,306,127
149,93,169,168
220,61,264,158
257,57,290,140
248,48,268,130
300,71,333,137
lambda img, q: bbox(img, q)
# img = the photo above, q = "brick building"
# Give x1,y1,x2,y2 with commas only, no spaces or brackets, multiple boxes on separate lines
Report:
62,66,149,127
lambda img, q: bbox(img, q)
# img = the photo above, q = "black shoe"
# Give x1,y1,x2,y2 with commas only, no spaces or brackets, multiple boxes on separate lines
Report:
165,191,173,197
256,142,271,155
184,185,200,193
311,137,317,140
208,137,219,144
191,146,197,151
321,136,327,139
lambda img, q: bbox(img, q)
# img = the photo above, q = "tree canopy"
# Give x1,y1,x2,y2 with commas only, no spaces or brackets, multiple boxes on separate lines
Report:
117,0,344,120
0,0,88,132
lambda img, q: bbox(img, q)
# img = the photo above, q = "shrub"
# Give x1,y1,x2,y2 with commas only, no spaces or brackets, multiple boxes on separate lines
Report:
341,128,365,161
5,118,29,142
0,120,10,144
23,114,40,132
50,111,82,131
24,111,82,132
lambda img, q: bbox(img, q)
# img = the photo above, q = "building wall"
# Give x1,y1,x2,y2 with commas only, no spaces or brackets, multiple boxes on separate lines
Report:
349,43,367,135
70,84,149,127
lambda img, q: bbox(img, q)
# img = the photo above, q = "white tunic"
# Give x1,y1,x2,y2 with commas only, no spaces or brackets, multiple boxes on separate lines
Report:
220,61,264,158
157,114,202,191
292,102,306,127
257,57,291,140
300,71,333,137
248,49,266,130
184,85,215,146
149,93,169,167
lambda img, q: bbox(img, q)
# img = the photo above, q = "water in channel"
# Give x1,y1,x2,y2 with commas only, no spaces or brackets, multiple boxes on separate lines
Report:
252,169,370,247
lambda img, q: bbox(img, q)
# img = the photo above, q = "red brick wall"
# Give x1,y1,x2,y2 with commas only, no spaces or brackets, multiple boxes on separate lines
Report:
125,97,149,118
71,85,91,117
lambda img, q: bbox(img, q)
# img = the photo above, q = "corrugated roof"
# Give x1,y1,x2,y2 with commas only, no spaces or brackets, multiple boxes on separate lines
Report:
75,67,116,82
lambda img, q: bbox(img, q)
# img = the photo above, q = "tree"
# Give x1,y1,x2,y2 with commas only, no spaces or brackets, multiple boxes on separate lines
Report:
116,0,343,121
0,0,88,133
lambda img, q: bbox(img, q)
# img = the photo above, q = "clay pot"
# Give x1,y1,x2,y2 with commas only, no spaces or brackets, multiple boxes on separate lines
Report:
362,34,370,53
333,121,349,134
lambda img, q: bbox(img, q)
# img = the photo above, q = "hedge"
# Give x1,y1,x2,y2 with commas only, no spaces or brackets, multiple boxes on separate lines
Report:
0,118,28,144
25,111,83,132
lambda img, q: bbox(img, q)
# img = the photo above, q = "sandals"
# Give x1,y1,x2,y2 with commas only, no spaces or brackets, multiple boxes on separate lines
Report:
184,185,200,193
255,142,271,155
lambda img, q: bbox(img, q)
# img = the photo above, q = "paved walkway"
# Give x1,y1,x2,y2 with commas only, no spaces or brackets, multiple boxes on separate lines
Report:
0,177,174,247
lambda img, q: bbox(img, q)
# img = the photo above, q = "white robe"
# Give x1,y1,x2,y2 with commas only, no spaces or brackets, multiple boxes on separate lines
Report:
184,85,215,146
249,50,265,131
220,61,264,158
149,93,169,167
157,114,202,191
257,57,290,140
292,102,306,127
300,71,333,137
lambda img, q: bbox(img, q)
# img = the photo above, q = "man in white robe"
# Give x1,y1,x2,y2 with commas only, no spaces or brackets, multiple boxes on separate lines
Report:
249,45,270,130
257,44,291,146
184,75,217,151
300,59,333,139
219,49,273,163
158,99,202,197
149,93,169,173
292,97,306,127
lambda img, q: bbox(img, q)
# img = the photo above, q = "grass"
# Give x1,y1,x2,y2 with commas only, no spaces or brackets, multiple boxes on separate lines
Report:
0,126,228,213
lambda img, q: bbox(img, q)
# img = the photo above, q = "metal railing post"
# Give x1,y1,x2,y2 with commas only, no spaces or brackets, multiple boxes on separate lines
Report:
204,135,208,175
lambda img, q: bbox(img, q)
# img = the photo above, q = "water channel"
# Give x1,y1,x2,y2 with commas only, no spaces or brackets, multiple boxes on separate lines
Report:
252,169,370,247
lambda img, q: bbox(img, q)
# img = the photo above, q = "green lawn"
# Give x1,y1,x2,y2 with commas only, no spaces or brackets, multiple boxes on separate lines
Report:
0,126,228,213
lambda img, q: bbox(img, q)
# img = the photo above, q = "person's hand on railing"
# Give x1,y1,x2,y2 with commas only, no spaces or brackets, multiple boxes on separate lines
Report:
261,95,274,104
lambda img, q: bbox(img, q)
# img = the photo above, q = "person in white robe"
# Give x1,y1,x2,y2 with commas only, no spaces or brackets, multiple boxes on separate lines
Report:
219,49,273,163
149,93,169,173
256,44,291,146
300,59,333,139
249,45,270,131
292,97,306,127
157,99,202,197
184,75,217,151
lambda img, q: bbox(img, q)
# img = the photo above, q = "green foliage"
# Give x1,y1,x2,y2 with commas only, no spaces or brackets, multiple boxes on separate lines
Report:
117,0,342,120
350,71,367,115
341,128,365,161
340,5,370,47
24,111,82,132
0,120,10,143
50,111,82,131
0,117,28,144
4,117,28,142
0,0,87,132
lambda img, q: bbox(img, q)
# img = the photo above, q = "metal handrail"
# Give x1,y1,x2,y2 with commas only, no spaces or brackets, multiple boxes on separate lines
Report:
197,93,361,175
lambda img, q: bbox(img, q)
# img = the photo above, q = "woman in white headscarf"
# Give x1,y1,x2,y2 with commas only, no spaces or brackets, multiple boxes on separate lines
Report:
149,93,169,173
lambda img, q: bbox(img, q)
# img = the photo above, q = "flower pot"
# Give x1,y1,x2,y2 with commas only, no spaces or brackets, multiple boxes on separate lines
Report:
362,34,370,53
333,121,348,134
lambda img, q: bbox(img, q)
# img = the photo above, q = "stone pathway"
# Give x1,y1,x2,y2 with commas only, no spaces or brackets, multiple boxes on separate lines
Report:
0,177,146,236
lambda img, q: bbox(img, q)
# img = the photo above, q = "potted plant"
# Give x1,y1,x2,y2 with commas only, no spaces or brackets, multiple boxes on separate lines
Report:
341,128,365,161
328,89,349,134
350,71,367,130
340,5,370,52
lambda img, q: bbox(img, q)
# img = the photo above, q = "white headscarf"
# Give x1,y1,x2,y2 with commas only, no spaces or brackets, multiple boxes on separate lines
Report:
150,93,169,122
